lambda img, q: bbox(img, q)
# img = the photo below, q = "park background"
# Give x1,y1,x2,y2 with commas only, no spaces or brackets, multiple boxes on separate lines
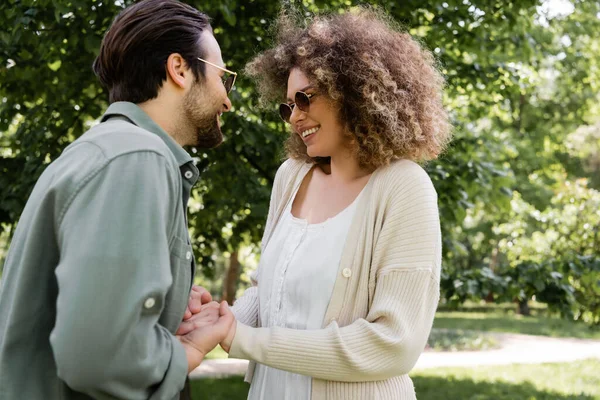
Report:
1,0,599,398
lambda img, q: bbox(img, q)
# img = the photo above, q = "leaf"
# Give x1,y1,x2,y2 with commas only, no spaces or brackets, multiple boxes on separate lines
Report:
47,60,62,71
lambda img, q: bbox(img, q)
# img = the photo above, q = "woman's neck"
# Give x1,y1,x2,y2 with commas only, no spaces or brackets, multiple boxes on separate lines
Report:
322,150,372,183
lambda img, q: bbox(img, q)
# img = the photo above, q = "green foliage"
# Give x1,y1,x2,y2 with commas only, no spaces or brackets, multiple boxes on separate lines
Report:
1,0,600,324
493,180,600,324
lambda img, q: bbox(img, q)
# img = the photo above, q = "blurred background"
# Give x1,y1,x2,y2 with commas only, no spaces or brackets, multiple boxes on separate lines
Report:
1,0,599,398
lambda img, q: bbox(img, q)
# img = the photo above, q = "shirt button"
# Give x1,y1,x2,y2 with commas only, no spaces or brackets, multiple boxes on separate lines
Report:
185,251,192,260
144,298,156,309
342,268,352,278
184,170,193,179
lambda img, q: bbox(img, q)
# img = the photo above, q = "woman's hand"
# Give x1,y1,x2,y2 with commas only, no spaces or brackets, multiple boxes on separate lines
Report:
177,301,235,372
219,318,237,353
177,300,220,335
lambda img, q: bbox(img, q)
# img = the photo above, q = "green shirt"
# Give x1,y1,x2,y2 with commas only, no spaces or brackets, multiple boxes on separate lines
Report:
0,102,199,399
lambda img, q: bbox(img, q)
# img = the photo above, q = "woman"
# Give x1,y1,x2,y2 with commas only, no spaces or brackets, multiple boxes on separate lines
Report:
225,8,451,399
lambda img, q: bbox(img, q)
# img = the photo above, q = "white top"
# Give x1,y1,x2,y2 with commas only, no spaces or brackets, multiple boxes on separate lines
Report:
247,186,362,400
230,159,442,400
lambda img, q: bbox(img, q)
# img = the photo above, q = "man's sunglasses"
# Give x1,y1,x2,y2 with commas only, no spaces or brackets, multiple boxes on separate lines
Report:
197,57,237,93
279,91,317,123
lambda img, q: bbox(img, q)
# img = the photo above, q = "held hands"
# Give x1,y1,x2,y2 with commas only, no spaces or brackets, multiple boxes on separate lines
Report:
177,301,235,373
175,285,237,372
180,285,213,323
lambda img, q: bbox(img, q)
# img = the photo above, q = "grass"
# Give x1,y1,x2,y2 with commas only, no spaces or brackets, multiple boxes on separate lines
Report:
413,358,600,399
433,310,600,339
426,328,499,351
202,306,600,362
191,304,600,398
205,346,229,360
190,376,249,400
189,359,600,400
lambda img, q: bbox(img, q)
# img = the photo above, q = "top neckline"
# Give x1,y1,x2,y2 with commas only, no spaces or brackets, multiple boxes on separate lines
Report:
287,172,371,228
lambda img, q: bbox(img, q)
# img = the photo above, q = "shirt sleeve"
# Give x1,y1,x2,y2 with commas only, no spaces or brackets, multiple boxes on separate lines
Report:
228,171,442,382
49,150,188,399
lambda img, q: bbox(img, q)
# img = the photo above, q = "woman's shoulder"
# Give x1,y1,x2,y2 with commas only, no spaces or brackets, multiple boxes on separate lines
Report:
375,159,435,194
274,158,311,184
372,160,440,223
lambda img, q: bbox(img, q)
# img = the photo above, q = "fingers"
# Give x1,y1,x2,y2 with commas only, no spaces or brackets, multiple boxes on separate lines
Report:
191,285,213,305
217,301,236,353
176,301,221,335
176,320,194,336
219,300,232,317
186,287,206,316
200,290,212,305
217,302,235,332
178,303,232,358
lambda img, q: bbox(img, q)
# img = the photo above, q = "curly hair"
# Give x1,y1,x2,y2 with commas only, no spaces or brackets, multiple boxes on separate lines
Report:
245,7,452,169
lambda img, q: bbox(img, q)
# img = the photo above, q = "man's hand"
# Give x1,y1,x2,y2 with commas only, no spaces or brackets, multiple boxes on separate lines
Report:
177,301,235,373
182,285,212,321
177,301,220,336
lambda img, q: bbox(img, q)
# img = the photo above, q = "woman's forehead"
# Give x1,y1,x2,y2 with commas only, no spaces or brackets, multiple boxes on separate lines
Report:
287,69,313,96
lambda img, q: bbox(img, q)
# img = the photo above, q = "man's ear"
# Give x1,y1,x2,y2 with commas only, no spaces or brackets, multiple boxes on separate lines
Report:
166,53,190,89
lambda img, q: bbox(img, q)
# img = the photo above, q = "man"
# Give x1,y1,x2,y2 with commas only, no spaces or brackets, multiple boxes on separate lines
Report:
0,0,236,398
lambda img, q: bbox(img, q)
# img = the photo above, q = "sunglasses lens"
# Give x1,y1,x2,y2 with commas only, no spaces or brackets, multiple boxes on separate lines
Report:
295,92,310,112
279,104,293,122
224,75,235,93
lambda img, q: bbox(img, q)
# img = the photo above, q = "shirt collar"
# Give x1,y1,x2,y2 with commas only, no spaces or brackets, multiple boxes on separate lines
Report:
101,101,193,167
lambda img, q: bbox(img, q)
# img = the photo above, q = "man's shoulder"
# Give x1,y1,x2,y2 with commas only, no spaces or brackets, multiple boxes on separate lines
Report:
69,119,174,163
39,121,180,213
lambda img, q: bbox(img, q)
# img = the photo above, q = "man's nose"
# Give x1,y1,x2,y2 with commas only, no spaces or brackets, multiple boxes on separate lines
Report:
223,96,232,113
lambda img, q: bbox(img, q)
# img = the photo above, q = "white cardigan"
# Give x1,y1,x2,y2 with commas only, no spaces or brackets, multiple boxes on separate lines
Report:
231,158,442,400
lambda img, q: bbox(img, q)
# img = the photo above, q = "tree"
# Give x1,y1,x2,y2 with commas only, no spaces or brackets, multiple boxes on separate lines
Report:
1,0,599,319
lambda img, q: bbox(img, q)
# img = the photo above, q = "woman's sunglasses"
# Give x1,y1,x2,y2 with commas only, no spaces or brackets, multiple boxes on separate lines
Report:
279,91,316,123
197,57,237,94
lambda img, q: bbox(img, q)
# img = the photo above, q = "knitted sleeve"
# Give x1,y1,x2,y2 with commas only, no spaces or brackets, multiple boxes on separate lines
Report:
229,163,442,381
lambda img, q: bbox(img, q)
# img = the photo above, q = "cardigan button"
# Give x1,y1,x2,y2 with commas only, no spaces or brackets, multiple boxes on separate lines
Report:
342,268,352,278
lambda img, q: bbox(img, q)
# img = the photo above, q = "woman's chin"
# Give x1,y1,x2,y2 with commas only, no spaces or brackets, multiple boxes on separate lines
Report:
306,146,325,158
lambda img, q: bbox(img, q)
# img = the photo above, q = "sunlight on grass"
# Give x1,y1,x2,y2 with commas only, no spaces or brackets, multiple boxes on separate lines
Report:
190,359,600,400
433,310,600,339
427,328,500,351
412,359,600,399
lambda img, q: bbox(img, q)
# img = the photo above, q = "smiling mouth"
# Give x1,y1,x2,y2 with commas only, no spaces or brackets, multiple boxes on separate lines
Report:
301,126,320,138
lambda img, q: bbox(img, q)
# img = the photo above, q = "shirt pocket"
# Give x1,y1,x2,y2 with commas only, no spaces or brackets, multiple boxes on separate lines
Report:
170,234,194,265
160,235,194,332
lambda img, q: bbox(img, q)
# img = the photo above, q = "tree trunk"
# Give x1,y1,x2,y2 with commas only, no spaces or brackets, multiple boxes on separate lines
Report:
485,245,499,303
222,249,241,305
518,299,531,316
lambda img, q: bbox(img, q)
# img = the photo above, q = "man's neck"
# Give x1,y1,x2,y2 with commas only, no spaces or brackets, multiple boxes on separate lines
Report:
137,98,185,146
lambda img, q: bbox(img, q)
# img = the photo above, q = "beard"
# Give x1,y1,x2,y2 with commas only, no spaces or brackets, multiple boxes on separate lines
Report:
183,83,223,148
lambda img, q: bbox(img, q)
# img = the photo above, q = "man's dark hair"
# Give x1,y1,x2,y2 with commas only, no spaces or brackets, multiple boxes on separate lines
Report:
93,0,212,104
